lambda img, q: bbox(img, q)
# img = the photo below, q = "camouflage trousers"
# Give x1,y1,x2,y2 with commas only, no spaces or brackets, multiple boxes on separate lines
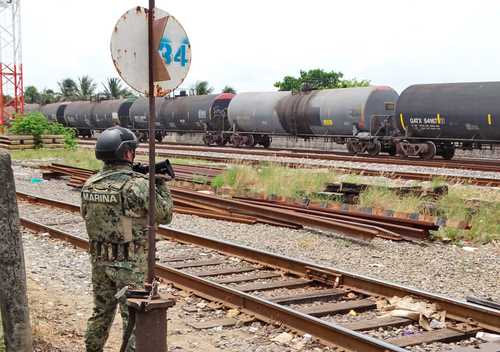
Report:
85,262,145,352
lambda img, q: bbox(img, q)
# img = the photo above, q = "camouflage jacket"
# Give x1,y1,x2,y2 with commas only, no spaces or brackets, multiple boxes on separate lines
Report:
81,163,173,267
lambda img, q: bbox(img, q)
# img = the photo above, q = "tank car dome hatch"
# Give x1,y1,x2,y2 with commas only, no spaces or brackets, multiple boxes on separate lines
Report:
228,91,291,134
275,86,399,137
396,81,500,141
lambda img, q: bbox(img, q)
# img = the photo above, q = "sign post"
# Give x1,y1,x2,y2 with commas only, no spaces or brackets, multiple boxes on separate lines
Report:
147,0,156,286
111,4,191,351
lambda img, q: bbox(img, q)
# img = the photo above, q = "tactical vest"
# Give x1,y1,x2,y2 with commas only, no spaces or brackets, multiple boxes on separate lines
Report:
81,169,148,264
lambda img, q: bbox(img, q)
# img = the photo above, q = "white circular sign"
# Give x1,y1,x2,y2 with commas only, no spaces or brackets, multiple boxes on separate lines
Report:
110,7,192,96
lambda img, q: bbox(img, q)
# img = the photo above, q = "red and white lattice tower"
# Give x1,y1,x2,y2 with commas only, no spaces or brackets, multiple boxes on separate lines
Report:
0,0,23,126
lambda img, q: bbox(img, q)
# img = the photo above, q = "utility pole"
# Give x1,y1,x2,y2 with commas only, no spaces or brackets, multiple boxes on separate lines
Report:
0,0,23,128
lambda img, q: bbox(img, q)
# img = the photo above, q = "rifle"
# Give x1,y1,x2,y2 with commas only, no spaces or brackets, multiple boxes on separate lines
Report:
132,159,176,180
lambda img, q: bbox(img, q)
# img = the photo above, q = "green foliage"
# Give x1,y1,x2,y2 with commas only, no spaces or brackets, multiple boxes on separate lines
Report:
100,77,134,99
40,88,59,104
8,112,77,149
211,175,225,190
76,75,97,100
274,69,370,92
57,78,79,101
11,148,102,170
25,85,41,104
222,86,236,94
193,80,214,95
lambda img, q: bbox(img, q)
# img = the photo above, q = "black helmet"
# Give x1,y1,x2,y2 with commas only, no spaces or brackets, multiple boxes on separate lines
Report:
95,126,138,162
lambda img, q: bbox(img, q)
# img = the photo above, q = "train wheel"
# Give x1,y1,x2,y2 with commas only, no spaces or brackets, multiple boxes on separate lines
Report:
387,145,397,156
366,141,381,156
346,141,357,155
261,136,271,148
245,135,256,147
440,145,455,160
419,141,436,160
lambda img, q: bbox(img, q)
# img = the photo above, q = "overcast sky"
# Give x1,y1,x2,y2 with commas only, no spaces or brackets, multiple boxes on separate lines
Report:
21,0,500,95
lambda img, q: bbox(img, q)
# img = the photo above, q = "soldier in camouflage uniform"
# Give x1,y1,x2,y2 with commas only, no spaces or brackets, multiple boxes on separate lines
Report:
81,126,173,352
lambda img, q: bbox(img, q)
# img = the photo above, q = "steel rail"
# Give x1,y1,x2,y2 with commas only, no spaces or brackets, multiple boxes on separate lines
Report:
78,142,500,187
17,192,500,334
77,139,500,172
19,217,408,352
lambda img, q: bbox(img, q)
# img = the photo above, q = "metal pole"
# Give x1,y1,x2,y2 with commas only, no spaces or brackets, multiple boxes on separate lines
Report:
147,0,156,285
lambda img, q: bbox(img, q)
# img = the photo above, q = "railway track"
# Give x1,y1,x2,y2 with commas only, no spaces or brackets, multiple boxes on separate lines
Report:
32,164,440,241
78,140,500,187
77,139,500,173
17,192,500,351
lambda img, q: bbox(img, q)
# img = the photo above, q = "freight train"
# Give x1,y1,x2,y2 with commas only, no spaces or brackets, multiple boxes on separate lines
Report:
25,81,500,160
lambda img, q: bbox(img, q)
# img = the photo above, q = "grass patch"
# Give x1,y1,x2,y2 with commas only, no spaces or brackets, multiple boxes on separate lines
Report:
212,163,500,242
358,187,426,213
10,148,102,170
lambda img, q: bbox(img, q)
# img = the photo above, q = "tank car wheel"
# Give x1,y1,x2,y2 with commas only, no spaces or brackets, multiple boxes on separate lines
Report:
387,145,397,156
419,141,437,160
155,134,163,143
366,141,381,156
217,136,228,146
346,141,357,155
203,134,212,146
440,145,455,160
261,136,271,148
230,134,242,148
245,135,256,147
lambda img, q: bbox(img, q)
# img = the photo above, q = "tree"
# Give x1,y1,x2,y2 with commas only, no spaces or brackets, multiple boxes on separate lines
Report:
57,78,78,101
76,75,97,100
100,77,134,99
222,86,236,94
339,78,371,88
274,69,370,91
193,80,213,95
24,86,41,104
39,89,59,104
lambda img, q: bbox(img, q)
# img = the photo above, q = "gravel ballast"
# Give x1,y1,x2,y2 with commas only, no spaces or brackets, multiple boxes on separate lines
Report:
12,163,500,351
14,164,499,303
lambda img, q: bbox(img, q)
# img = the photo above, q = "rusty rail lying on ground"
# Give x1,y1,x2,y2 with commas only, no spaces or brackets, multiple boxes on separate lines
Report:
30,163,440,241
18,194,500,351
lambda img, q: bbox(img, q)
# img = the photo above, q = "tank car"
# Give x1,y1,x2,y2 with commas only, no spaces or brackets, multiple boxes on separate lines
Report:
129,97,165,142
274,86,399,155
91,98,136,131
24,104,41,113
40,102,69,125
228,91,290,147
395,82,500,159
63,101,94,137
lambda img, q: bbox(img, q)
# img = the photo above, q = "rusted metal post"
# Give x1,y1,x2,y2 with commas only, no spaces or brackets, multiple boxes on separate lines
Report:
127,298,175,352
147,0,156,285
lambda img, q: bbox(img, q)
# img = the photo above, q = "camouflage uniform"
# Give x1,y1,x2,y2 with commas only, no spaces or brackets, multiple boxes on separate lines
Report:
81,163,173,352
